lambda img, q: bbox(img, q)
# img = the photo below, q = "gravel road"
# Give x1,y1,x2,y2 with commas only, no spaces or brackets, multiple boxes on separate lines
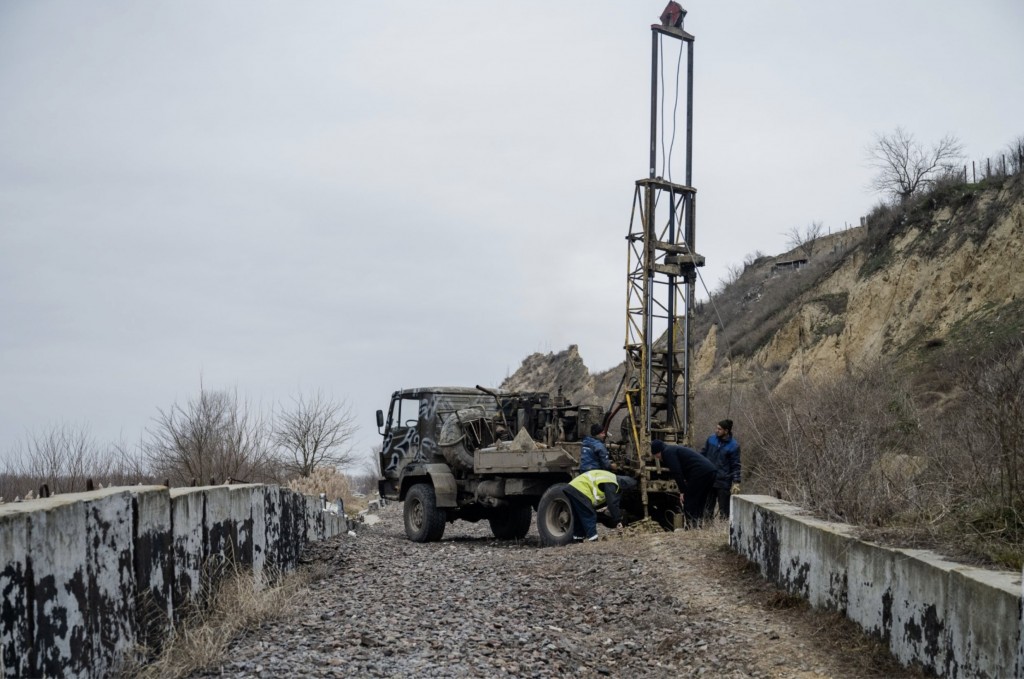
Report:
190,504,920,679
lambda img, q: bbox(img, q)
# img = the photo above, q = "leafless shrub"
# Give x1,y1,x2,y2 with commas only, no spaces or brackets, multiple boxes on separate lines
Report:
742,250,767,268
867,127,965,203
0,455,25,500
0,424,154,499
144,386,280,486
740,362,924,525
784,221,824,261
954,340,1024,511
1005,135,1024,175
274,391,358,477
722,262,744,288
15,423,108,494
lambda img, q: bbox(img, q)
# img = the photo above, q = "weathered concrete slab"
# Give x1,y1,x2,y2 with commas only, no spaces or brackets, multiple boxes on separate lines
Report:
250,485,268,586
1,483,338,678
277,489,306,573
227,485,256,568
730,496,857,613
83,489,136,673
944,563,1024,678
305,494,325,543
131,486,173,655
261,485,282,579
0,506,30,679
17,489,136,678
24,494,90,676
324,510,347,535
170,487,205,615
202,485,234,572
732,495,1024,678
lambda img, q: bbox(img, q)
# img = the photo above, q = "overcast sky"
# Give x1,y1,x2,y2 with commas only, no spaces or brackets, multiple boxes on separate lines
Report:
2,1,1022,467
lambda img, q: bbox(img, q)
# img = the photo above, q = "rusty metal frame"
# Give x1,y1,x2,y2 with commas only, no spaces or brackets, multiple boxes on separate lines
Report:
623,11,703,518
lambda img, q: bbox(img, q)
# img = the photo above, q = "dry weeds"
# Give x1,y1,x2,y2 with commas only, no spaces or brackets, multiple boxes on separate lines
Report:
121,563,323,679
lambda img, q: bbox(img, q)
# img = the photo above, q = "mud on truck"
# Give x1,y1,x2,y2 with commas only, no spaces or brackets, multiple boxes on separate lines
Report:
376,386,646,546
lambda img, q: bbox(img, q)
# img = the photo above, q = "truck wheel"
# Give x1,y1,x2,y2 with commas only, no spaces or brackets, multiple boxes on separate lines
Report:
489,505,532,540
404,484,446,542
537,483,575,547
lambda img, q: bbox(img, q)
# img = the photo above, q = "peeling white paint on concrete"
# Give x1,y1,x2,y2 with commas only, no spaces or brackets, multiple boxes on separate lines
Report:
731,495,1024,678
0,484,345,678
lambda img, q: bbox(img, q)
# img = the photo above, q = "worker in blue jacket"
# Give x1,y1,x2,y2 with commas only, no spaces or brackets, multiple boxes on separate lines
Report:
579,424,612,472
701,419,742,519
650,439,718,526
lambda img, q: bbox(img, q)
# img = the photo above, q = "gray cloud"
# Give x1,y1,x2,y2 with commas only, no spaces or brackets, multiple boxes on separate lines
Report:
2,1,1022,462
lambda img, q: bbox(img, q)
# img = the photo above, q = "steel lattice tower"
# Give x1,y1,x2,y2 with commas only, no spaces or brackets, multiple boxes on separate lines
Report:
623,7,704,485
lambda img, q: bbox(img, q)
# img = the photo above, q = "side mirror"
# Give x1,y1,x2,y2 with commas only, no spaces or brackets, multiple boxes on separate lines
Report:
376,410,384,428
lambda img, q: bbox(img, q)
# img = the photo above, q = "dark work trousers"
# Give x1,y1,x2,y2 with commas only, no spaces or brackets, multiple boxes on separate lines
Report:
705,486,731,519
683,472,717,526
565,487,598,539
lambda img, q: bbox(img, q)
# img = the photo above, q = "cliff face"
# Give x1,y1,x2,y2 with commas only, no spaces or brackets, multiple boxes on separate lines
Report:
741,176,1024,391
504,173,1024,406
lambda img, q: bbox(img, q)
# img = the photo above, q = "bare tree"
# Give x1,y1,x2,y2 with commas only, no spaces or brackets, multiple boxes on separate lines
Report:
145,386,278,486
274,391,359,477
722,262,744,287
742,250,766,268
1006,135,1024,175
17,422,111,494
867,127,964,202
785,221,824,261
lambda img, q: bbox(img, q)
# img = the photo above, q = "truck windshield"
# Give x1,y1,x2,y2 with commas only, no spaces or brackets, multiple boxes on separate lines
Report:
387,392,501,434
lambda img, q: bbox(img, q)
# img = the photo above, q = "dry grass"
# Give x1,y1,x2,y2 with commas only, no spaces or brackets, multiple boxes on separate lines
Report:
121,564,319,679
287,465,351,499
287,465,370,516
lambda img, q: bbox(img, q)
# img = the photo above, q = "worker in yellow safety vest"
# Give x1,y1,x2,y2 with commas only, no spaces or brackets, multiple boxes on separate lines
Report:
564,469,637,541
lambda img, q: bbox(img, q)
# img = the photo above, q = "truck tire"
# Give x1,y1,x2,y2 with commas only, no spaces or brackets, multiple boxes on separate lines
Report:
537,483,575,547
438,408,483,471
488,505,532,540
404,484,446,542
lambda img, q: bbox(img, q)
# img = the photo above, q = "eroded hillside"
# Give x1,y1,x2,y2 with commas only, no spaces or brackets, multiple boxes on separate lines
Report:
709,174,1024,392
505,173,1024,413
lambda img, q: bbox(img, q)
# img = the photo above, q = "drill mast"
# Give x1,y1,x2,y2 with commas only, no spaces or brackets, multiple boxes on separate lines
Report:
623,4,705,512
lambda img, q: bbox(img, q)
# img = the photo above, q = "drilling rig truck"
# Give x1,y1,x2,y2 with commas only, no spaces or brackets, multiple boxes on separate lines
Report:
376,2,704,545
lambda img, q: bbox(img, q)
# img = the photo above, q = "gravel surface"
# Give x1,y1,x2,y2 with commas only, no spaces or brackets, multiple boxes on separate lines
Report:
190,504,920,679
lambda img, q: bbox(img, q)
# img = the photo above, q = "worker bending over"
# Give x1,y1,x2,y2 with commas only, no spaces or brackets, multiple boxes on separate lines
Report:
564,470,637,541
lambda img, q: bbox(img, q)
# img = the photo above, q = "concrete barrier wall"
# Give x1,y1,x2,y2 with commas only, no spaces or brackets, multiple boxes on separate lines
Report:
0,484,347,679
731,495,1024,678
